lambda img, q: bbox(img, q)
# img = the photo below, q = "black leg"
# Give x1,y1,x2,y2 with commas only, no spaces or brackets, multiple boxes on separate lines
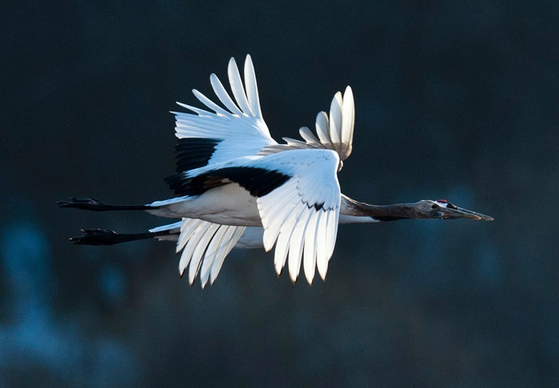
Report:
70,228,157,245
57,197,150,211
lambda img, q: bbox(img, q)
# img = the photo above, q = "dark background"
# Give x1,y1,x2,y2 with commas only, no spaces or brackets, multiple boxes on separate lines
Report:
1,1,558,387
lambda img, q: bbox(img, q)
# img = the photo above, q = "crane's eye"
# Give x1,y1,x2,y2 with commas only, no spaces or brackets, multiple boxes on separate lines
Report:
431,204,439,209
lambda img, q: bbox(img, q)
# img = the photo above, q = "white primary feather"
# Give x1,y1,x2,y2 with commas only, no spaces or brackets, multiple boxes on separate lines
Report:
316,210,330,279
341,86,355,155
227,57,253,115
302,210,320,284
328,92,343,145
178,224,207,276
315,112,331,146
177,218,204,252
209,73,244,116
199,224,230,286
243,55,263,119
200,224,246,288
210,226,245,284
287,207,312,282
188,223,220,284
298,126,321,145
191,89,230,116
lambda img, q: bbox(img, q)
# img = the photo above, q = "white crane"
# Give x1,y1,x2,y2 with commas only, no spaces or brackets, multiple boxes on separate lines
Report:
59,55,493,287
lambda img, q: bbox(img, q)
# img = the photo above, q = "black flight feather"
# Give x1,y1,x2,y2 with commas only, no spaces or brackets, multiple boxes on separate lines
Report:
174,138,221,173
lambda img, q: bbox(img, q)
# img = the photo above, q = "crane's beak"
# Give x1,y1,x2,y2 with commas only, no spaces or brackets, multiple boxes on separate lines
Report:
442,206,494,221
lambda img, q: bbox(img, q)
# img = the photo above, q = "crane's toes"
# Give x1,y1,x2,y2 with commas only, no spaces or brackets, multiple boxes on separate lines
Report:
70,228,119,245
57,197,105,210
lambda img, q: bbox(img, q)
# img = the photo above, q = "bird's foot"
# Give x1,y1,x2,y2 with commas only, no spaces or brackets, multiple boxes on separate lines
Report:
57,197,106,211
70,228,121,245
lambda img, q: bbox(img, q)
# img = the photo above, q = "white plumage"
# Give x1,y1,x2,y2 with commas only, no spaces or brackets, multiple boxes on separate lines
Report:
145,55,355,285
61,55,493,288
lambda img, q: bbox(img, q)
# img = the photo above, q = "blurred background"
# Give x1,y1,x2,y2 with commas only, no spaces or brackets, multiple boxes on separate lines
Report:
1,1,558,386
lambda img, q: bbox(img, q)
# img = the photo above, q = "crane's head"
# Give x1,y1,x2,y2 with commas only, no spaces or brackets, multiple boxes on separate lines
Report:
416,199,494,221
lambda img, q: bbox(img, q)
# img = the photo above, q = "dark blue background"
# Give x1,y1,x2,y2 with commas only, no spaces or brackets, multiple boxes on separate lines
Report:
1,1,558,386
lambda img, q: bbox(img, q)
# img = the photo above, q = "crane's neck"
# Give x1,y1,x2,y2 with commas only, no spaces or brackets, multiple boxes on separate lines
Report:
340,195,420,224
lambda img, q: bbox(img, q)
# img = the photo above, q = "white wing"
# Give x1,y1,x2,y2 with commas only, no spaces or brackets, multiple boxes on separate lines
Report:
165,56,349,285
149,222,264,248
254,149,341,284
150,221,266,287
264,86,355,164
173,55,277,168
174,218,246,288
165,148,342,284
173,56,355,172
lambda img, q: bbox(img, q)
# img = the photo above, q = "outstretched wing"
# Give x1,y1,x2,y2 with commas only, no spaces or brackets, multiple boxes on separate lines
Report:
172,56,355,175
172,55,277,173
174,218,246,288
150,220,267,288
254,149,341,284
164,148,342,284
262,86,355,165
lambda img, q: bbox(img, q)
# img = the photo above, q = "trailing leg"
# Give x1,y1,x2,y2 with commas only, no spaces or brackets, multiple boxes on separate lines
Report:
70,228,177,246
57,197,152,212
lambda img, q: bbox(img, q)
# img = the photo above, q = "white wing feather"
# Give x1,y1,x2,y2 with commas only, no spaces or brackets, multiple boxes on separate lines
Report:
173,55,276,166
172,148,342,285
328,92,343,145
243,56,263,119
255,149,341,284
173,56,354,168
159,57,353,286
174,218,245,287
268,86,355,163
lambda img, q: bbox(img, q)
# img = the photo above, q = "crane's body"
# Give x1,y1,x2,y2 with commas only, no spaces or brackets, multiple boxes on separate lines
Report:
148,182,262,225
60,55,493,287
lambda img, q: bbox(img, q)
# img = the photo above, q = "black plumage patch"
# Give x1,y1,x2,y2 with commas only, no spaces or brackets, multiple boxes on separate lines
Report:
174,138,221,173
165,167,291,198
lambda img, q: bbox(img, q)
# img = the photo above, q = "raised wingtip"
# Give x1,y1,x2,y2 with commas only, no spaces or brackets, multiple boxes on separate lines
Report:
228,56,238,68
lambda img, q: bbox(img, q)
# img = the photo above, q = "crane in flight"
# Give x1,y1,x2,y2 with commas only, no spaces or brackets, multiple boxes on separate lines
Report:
59,55,493,287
